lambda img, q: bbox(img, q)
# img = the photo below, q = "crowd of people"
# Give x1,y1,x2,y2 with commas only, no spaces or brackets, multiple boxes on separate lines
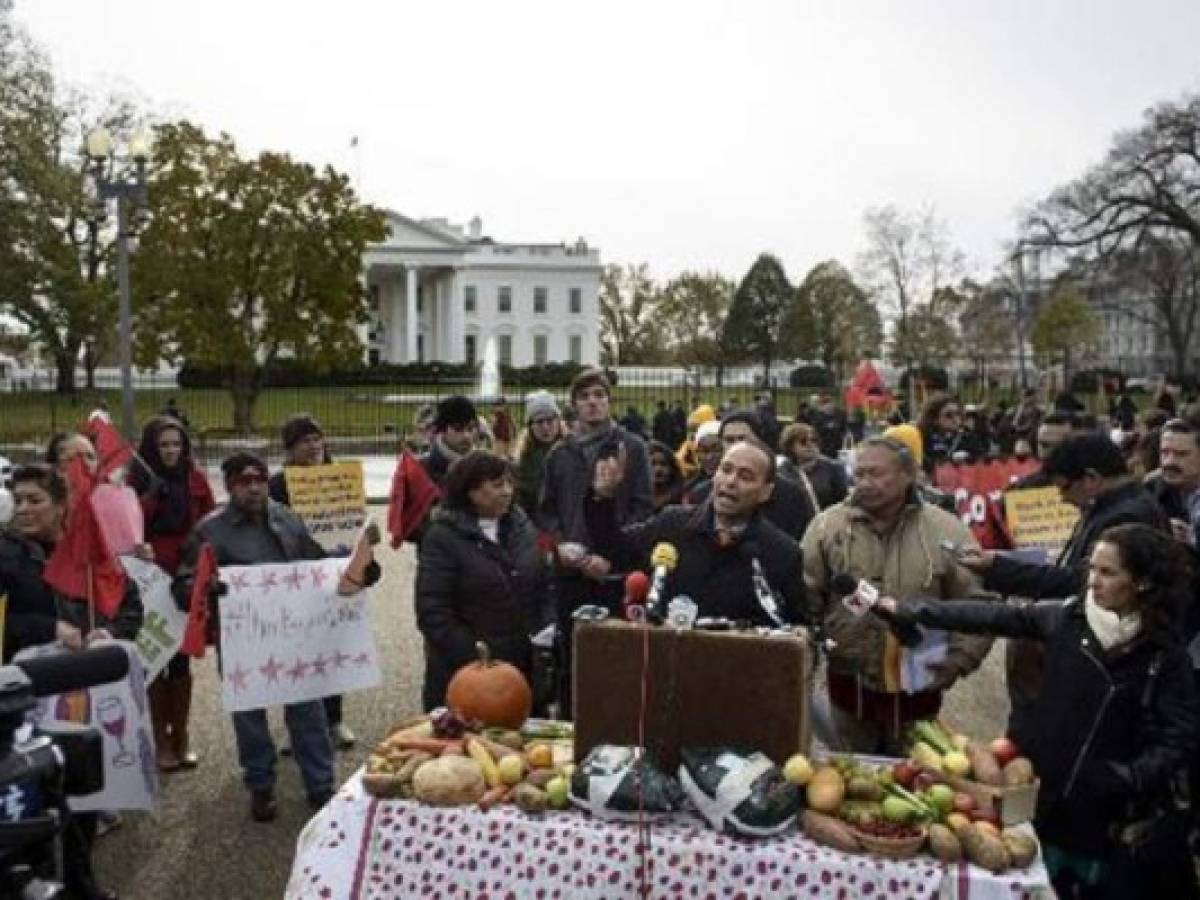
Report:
5,372,1200,898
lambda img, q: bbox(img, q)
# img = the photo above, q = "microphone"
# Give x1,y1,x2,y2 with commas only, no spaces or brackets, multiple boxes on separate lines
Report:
829,573,923,648
645,542,679,624
7,645,131,698
622,571,651,623
740,539,785,627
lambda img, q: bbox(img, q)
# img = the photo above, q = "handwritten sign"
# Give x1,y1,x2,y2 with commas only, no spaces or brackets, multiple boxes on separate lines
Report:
18,641,156,812
1004,486,1079,555
284,462,367,553
122,557,186,682
217,559,381,713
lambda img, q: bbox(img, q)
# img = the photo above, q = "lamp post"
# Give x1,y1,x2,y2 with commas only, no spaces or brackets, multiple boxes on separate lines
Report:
84,125,152,440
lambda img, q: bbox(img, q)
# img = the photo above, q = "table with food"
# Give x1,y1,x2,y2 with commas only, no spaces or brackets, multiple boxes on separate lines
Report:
286,630,1054,900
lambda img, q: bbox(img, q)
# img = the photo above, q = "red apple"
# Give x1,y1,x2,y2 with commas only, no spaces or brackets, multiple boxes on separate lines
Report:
952,792,977,814
892,761,919,789
913,772,937,792
989,737,1020,768
971,806,1001,827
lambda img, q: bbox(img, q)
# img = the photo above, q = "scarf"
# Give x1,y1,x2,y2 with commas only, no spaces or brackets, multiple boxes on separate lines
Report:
434,434,466,466
1084,590,1142,651
574,421,614,471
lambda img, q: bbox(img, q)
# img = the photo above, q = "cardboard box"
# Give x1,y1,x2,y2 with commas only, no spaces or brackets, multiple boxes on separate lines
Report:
572,621,813,770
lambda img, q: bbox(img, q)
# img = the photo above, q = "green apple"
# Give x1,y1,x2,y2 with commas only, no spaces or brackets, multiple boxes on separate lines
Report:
545,776,570,809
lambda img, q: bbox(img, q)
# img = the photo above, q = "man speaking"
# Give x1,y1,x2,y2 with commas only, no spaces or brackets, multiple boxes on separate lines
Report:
584,437,806,626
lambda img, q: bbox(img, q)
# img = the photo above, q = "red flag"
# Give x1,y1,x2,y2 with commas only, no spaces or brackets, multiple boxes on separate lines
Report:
180,543,216,658
43,486,126,620
82,415,134,482
387,451,440,548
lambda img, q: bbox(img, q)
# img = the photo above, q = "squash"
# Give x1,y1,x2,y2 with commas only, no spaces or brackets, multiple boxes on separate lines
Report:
411,755,487,806
446,642,532,729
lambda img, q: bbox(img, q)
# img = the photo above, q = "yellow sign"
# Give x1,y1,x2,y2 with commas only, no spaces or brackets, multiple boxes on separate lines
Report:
284,462,367,553
1004,486,1079,554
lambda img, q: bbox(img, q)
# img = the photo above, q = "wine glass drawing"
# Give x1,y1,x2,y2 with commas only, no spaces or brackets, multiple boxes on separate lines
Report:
96,697,134,769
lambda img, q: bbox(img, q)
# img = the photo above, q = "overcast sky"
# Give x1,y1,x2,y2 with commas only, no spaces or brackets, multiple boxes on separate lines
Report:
14,1,1200,283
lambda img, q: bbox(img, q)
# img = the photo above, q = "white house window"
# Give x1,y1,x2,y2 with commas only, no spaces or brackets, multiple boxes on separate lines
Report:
417,334,425,363
534,287,548,314
498,286,512,313
569,335,582,364
464,334,477,366
497,334,513,366
464,285,477,314
533,334,548,365
569,288,582,315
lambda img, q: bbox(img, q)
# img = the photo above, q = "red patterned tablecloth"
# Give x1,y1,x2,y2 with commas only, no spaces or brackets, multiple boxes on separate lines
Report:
286,772,1052,900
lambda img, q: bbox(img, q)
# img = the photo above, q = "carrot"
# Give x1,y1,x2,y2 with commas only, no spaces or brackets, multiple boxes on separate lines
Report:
387,737,463,755
477,785,513,811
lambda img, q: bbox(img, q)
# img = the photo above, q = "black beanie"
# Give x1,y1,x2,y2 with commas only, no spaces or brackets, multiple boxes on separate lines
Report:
281,413,323,449
433,395,478,431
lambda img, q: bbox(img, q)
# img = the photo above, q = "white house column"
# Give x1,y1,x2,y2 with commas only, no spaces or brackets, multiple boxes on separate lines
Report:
446,271,462,362
405,266,419,362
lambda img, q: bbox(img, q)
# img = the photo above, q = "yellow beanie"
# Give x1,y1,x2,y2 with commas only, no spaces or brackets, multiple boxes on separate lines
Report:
883,424,924,467
687,404,716,427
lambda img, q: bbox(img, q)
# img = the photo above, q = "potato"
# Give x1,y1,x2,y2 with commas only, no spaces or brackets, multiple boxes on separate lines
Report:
1002,832,1039,869
961,823,1011,872
801,810,860,853
927,823,963,862
412,755,487,806
965,743,1004,786
1002,757,1035,786
513,783,548,814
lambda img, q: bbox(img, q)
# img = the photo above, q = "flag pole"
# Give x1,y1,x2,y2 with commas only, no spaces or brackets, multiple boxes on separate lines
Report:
86,562,96,636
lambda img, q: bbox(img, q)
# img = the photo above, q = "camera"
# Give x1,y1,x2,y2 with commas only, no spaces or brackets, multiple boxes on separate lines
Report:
0,646,128,899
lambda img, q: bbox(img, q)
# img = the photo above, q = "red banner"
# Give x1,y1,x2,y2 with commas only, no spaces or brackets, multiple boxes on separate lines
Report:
932,458,1041,549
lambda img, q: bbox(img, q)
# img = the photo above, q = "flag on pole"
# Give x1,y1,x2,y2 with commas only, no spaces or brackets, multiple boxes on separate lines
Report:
387,452,440,548
82,415,134,482
180,543,217,657
43,470,126,620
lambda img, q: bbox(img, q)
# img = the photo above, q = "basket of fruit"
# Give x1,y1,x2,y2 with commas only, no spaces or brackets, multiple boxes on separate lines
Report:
849,821,928,859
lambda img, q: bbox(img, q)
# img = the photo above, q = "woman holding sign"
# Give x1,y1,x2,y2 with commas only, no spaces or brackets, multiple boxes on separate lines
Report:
129,416,215,773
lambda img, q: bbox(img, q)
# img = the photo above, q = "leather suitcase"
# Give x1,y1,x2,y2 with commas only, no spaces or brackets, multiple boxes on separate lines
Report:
572,621,813,770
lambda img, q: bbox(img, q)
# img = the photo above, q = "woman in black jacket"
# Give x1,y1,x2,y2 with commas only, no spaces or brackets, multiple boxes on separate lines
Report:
415,451,548,712
880,524,1198,900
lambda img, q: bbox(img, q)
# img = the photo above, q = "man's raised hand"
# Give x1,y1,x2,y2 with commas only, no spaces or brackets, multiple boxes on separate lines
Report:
593,442,628,499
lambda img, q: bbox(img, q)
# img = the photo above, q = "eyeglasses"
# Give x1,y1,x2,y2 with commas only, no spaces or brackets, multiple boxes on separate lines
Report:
530,417,558,427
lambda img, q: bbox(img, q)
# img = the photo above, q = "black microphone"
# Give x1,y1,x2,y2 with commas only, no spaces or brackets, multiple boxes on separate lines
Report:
739,539,786,627
9,645,131,698
829,573,924,648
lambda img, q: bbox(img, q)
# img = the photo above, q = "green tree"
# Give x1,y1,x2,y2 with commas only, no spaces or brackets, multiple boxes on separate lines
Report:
598,263,666,365
133,121,387,431
781,260,882,383
723,253,792,381
657,271,736,374
1030,281,1099,381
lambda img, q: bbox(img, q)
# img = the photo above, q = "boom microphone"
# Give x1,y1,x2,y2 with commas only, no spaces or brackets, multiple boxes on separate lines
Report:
829,573,923,648
9,645,131,698
646,543,679,624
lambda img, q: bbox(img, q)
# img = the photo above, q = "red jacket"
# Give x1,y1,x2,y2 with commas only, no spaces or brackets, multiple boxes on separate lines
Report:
140,465,215,575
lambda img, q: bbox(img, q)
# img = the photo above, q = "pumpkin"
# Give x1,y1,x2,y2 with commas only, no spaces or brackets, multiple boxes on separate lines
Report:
446,642,532,728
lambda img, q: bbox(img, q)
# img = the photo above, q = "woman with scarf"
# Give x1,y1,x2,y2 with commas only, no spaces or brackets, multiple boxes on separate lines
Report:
513,391,565,516
128,415,215,772
878,524,1198,899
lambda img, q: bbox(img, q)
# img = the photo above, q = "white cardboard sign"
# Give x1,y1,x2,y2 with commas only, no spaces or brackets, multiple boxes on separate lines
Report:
122,556,187,682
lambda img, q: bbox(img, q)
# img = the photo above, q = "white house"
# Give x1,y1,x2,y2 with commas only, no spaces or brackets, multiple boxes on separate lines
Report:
361,212,602,368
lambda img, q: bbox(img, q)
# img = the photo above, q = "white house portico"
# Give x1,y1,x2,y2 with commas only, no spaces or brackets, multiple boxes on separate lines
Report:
361,212,602,368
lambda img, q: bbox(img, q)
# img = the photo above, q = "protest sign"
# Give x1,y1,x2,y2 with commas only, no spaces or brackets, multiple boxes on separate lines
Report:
217,559,381,713
122,556,186,681
1004,486,1079,555
933,458,1040,548
284,462,366,553
19,641,156,812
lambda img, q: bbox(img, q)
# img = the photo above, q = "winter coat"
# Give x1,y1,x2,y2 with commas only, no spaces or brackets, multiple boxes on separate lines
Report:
140,464,215,575
802,491,993,691
584,495,806,626
0,532,142,662
896,595,1198,858
982,479,1168,724
687,473,816,541
537,424,653,547
780,457,848,511
415,504,548,711
515,438,556,516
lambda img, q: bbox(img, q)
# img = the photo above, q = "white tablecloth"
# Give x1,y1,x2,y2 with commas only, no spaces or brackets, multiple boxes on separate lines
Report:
286,772,1053,900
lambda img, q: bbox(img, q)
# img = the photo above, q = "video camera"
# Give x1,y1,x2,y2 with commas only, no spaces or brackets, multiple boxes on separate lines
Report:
0,645,129,899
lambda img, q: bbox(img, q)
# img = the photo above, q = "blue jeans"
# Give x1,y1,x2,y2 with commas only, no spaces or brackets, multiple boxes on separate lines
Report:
231,700,333,799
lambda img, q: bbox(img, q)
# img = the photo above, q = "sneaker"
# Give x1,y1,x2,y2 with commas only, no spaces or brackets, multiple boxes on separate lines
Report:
250,789,277,823
331,722,356,751
307,788,334,810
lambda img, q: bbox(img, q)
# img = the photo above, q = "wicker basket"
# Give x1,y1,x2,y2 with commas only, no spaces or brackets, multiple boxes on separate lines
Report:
849,824,927,859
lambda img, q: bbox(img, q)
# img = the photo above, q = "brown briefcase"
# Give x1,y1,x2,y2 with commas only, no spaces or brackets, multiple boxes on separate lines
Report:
572,621,813,770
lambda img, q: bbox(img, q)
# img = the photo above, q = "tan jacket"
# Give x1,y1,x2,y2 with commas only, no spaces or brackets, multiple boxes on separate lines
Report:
802,492,993,691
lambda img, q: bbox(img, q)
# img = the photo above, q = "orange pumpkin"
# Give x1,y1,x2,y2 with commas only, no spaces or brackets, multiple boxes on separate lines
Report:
446,642,532,729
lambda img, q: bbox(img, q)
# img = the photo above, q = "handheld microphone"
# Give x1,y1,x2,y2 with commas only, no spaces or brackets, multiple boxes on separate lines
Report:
646,542,679,624
622,570,651,623
741,539,785,627
5,644,131,698
829,573,923,648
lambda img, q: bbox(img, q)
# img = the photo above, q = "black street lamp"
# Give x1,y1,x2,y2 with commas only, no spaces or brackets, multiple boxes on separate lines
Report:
84,125,152,439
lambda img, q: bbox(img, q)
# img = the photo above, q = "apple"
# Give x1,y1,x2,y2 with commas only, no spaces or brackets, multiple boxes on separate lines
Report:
989,737,1020,768
783,754,814,787
952,792,977,814
913,772,937,792
927,783,955,815
892,761,919,789
545,776,570,809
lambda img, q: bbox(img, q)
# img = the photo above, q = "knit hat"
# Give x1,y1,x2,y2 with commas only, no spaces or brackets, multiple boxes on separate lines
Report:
281,413,323,449
433,395,478,431
695,420,721,443
883,423,924,467
525,390,561,424
688,404,716,427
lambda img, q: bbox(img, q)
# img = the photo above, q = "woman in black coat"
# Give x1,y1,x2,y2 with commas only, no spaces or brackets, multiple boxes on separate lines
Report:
415,451,548,712
880,524,1198,900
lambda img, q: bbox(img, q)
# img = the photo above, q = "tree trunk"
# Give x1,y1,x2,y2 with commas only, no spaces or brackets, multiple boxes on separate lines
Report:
83,343,98,390
54,348,78,395
230,369,260,434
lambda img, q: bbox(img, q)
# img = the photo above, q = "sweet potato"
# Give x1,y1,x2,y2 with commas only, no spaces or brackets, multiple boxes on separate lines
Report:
961,823,1011,872
1002,832,1038,869
927,823,963,862
965,742,1004,786
1002,757,1035,786
470,733,521,760
801,810,860,853
387,737,462,756
477,785,513,811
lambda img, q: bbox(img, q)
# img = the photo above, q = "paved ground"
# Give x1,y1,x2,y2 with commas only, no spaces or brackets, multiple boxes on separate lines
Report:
93,512,1010,899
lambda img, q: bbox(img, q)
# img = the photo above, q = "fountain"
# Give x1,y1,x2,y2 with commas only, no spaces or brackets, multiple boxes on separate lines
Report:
479,335,501,401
